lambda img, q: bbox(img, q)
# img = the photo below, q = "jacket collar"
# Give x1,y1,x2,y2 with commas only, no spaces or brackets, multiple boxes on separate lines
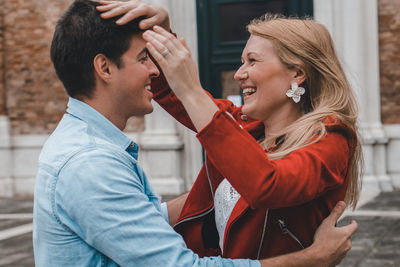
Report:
243,120,265,141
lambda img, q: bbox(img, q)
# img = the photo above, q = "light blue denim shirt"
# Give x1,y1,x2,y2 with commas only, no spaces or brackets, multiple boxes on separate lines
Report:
33,97,260,267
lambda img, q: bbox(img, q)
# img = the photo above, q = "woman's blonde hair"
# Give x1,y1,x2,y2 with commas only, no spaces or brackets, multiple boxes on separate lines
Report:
248,14,363,209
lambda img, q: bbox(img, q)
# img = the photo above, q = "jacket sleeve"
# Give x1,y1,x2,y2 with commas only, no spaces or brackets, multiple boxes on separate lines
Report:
151,73,245,132
196,110,354,210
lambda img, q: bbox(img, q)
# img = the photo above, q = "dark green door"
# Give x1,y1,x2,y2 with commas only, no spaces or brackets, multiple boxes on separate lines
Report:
196,0,313,104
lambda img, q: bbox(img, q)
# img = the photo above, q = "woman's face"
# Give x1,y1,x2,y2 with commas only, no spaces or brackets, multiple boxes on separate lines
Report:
234,35,299,122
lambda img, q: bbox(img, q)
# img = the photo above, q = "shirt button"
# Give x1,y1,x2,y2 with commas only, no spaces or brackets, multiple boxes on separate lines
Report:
130,143,135,147
241,114,248,121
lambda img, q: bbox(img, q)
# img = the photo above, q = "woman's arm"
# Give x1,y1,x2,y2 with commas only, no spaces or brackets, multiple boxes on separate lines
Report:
197,111,352,209
166,192,189,226
151,72,244,132
143,27,219,132
143,27,352,209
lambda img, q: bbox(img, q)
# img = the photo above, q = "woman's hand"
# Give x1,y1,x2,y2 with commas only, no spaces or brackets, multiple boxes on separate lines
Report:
96,0,170,31
143,25,219,131
142,26,203,100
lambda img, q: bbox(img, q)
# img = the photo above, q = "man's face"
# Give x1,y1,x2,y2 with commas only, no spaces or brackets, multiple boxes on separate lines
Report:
112,34,160,117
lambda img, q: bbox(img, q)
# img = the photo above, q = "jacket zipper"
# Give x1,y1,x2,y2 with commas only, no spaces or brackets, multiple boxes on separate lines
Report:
205,148,268,258
174,150,216,228
204,151,215,198
173,207,214,228
277,219,305,249
256,209,269,259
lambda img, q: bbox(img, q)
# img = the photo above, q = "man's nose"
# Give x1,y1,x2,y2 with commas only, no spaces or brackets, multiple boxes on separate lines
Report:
149,60,160,78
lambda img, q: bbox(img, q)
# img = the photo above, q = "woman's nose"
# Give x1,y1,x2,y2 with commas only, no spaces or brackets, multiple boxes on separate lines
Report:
234,68,248,81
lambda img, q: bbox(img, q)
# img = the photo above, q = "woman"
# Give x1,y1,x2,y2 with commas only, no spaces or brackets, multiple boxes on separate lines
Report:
99,2,362,260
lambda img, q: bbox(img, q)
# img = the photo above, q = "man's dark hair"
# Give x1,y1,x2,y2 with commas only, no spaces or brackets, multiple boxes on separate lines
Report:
51,0,144,98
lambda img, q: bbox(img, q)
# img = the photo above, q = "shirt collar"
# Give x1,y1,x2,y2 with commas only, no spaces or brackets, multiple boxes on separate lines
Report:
66,97,135,151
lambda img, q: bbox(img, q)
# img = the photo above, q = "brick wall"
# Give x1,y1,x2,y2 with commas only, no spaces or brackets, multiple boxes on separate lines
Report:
3,0,71,134
3,0,144,134
4,0,398,134
379,0,400,124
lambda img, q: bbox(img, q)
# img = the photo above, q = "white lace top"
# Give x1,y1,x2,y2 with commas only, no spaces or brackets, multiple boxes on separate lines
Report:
214,178,241,252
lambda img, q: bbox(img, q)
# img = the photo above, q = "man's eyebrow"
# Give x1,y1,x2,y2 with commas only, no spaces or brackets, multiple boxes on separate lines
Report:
137,47,148,58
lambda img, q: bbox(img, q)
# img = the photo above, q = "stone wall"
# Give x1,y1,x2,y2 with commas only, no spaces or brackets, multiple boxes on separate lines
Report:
0,5,5,116
2,0,144,135
379,0,400,124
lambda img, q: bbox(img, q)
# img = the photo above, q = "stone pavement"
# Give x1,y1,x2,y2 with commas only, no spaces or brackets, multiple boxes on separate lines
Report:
337,192,400,267
0,198,34,267
0,192,399,267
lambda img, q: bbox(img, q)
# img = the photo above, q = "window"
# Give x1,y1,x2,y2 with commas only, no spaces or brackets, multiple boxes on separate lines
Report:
197,0,313,101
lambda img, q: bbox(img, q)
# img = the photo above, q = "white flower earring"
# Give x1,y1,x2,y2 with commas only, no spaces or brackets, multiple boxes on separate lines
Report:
286,82,305,103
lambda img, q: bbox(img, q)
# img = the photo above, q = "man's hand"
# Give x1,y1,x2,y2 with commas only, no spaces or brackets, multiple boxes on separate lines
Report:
311,201,358,266
259,201,358,267
96,0,170,31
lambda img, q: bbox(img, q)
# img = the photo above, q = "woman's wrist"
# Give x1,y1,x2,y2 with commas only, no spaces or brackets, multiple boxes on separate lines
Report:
176,85,206,103
177,87,219,131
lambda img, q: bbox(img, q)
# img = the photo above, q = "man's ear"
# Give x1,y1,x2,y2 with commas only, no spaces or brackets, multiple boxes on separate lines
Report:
93,54,113,83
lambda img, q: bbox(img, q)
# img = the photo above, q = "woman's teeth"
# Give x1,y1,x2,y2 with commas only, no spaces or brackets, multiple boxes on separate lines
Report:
242,88,256,96
145,85,151,91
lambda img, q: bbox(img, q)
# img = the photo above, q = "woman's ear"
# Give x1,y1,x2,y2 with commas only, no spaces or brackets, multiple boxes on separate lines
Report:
294,68,306,86
93,54,112,83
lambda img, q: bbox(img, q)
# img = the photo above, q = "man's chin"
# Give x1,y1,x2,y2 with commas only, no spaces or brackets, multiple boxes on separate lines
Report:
143,105,154,115
146,106,154,114
131,104,154,117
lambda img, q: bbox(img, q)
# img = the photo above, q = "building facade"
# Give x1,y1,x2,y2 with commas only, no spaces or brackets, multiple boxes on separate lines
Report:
0,0,399,201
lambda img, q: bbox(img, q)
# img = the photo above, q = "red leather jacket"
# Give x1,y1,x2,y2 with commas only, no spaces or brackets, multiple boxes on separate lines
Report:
151,77,357,259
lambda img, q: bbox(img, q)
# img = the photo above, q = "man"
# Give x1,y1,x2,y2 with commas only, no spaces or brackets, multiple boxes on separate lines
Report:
33,0,357,266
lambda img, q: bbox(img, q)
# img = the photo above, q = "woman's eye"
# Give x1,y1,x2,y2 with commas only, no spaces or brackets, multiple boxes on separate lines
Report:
240,57,256,65
248,58,257,66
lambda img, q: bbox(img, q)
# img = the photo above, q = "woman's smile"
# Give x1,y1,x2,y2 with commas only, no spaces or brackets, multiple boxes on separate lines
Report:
242,87,257,97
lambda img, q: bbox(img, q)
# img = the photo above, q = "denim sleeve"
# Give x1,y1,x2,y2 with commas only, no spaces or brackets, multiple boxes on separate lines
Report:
55,146,260,267
160,202,169,223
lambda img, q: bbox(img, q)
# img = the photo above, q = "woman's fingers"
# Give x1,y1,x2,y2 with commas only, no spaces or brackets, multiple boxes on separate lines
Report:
97,1,141,22
98,0,140,7
143,30,177,57
97,1,170,29
180,37,190,51
96,3,119,12
153,26,187,51
115,6,150,25
145,42,167,67
98,0,118,6
99,6,137,19
153,25,177,42
140,16,162,30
